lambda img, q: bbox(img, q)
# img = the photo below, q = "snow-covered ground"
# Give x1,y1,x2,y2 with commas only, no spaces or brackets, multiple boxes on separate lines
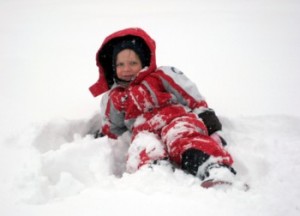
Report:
1,115,300,215
1,0,300,215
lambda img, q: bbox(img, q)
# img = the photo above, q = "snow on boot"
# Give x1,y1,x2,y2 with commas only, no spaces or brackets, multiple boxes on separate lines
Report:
199,163,249,191
200,163,236,189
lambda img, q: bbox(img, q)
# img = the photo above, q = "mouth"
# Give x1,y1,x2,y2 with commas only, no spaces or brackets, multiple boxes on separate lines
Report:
121,75,136,81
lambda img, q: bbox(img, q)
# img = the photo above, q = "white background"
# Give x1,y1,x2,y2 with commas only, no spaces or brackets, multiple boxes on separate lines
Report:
1,0,299,137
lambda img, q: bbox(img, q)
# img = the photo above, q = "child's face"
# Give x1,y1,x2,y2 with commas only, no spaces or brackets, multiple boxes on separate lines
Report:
115,49,143,82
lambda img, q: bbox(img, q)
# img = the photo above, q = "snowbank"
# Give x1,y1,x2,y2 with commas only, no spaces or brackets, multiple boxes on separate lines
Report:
1,115,299,216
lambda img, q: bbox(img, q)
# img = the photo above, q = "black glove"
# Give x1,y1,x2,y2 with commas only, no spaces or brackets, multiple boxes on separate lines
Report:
198,109,222,135
94,129,105,138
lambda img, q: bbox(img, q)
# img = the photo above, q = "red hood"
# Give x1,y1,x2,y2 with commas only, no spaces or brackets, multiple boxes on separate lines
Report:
89,27,157,97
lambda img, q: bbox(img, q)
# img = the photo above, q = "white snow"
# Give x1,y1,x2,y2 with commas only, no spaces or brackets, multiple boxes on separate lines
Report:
1,115,300,215
1,0,300,216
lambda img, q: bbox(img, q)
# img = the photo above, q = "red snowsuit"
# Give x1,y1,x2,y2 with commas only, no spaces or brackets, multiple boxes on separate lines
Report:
90,28,233,173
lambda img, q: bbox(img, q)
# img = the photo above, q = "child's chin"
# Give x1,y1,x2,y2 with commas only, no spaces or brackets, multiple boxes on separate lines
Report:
122,77,134,81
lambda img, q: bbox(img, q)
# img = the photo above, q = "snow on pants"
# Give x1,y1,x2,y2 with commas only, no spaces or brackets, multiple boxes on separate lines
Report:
126,113,233,173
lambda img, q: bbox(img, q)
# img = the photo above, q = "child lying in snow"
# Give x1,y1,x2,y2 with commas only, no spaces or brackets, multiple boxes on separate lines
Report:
89,27,236,184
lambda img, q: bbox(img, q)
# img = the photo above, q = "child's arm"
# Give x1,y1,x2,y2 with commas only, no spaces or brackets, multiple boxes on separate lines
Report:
155,66,208,110
99,91,127,139
156,66,221,135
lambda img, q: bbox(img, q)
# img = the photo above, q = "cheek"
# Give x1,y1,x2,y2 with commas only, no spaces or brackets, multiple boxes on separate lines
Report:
134,65,142,73
133,68,140,75
116,69,122,77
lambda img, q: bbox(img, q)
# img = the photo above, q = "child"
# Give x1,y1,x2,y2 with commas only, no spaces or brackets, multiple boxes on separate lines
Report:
89,27,236,185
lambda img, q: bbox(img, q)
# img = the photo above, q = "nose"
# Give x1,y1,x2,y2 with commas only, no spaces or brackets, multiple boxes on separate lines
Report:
122,63,134,75
123,63,131,71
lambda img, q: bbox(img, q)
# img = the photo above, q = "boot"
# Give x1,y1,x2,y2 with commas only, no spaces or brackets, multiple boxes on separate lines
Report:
181,148,209,176
199,163,236,182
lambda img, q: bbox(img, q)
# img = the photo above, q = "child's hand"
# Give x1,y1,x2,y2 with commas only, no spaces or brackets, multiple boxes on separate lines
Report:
198,109,222,135
94,130,105,138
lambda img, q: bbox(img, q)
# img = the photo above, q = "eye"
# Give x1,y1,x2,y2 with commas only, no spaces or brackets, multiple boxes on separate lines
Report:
129,61,138,66
116,62,124,67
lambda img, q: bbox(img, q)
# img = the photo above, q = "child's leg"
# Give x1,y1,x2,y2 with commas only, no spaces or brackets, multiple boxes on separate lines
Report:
161,114,233,175
126,131,168,173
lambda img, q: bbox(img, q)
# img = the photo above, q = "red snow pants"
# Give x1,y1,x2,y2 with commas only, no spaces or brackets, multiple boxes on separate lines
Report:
126,107,233,173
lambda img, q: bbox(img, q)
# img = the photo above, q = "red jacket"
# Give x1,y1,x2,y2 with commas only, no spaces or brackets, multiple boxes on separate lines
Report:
90,28,208,139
